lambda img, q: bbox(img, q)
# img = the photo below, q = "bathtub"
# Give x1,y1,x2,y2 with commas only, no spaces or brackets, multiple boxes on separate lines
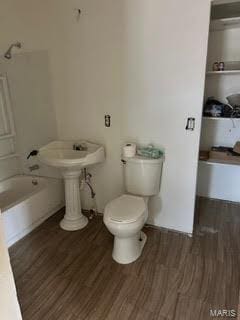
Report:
0,175,64,247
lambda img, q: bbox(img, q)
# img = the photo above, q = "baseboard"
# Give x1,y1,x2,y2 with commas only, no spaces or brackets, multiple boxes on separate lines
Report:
145,223,192,237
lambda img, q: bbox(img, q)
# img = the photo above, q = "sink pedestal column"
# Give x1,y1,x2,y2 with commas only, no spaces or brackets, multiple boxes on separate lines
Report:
60,172,88,231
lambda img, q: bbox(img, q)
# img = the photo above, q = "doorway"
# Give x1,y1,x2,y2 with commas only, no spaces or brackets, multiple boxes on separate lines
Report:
195,0,240,229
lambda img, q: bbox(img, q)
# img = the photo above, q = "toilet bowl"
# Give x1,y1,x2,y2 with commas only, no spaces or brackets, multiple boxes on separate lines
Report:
104,194,148,264
104,154,163,264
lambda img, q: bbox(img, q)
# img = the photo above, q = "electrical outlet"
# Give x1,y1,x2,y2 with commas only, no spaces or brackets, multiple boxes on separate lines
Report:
105,115,111,127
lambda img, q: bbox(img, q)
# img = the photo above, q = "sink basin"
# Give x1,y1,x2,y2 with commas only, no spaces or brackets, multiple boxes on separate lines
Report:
38,140,105,231
38,140,104,170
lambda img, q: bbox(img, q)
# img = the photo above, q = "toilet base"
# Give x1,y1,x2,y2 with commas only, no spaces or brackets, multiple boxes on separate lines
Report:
112,231,147,264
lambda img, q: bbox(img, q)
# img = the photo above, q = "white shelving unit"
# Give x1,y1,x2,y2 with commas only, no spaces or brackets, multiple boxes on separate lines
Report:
199,159,240,167
197,4,240,202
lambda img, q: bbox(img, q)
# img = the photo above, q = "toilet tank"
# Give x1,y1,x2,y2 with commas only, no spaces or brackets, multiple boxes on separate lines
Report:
123,156,163,196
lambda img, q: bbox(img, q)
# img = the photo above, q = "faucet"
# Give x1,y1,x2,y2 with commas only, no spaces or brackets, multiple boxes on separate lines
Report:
73,143,87,151
27,150,39,159
29,164,40,172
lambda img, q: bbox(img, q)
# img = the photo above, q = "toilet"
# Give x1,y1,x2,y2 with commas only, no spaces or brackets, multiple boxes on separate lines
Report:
104,155,163,264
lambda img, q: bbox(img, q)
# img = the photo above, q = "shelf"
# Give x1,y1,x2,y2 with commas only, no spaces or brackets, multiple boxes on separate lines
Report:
206,70,240,75
199,159,240,167
202,116,240,120
210,17,240,31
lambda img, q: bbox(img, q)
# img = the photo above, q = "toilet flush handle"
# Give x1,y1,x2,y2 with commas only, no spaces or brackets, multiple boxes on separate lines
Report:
121,159,126,164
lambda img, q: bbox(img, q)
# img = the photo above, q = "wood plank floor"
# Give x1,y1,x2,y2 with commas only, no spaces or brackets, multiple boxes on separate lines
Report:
9,197,240,320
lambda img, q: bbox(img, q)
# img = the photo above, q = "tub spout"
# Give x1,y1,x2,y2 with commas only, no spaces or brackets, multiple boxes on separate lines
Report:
29,164,40,172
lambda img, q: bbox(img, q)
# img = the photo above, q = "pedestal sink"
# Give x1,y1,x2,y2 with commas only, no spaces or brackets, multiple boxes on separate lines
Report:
38,141,105,231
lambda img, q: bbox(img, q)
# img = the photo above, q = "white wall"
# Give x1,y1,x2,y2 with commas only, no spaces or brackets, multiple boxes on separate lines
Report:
198,26,240,201
201,118,240,150
207,28,240,71
51,0,211,233
0,52,60,179
0,0,212,234
0,1,60,180
0,157,20,182
0,1,54,54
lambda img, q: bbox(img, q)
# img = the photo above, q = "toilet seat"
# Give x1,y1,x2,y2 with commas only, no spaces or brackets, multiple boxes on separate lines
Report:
104,194,146,223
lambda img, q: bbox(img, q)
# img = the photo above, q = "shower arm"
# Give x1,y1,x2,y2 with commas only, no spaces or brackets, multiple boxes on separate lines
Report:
4,42,22,59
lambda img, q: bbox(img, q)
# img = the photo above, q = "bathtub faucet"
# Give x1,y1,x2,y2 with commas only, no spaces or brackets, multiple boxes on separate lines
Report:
29,164,40,172
73,143,87,151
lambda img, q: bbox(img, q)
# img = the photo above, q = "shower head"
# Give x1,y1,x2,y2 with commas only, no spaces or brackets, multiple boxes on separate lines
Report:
4,42,22,59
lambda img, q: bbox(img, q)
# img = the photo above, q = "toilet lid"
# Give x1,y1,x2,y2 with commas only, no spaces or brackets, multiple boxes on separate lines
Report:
104,194,146,223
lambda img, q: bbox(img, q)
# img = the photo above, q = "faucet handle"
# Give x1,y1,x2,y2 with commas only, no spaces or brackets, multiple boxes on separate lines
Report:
73,143,80,150
81,143,87,151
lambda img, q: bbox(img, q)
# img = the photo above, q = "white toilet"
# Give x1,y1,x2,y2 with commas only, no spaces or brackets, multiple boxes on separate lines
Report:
104,155,163,264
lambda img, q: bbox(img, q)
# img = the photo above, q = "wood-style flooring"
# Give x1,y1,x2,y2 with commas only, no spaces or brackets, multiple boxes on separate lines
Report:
9,197,240,320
